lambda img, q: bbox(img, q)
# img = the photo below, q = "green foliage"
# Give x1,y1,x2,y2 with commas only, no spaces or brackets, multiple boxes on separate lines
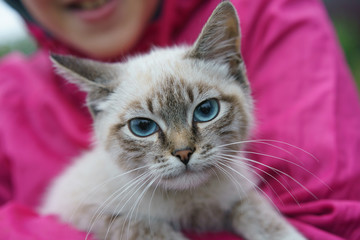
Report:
333,19,360,90
0,36,36,57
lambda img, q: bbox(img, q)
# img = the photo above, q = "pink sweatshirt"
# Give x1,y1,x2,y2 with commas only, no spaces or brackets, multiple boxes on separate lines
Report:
1,0,359,239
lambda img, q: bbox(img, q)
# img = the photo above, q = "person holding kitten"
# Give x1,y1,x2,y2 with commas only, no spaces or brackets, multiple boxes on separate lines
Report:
0,0,359,240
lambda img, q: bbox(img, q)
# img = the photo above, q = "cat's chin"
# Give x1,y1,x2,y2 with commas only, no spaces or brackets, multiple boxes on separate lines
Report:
158,168,213,191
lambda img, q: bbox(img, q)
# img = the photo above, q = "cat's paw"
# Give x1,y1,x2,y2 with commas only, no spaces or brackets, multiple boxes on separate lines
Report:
231,192,307,240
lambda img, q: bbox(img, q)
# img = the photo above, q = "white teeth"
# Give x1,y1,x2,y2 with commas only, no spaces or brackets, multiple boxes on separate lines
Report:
79,0,108,10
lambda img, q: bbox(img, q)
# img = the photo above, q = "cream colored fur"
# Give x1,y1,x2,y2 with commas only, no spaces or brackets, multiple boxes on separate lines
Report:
40,2,306,240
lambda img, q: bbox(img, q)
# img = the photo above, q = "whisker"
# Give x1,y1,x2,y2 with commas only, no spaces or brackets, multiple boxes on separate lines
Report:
69,165,149,223
220,155,285,206
221,148,329,189
106,171,153,240
124,176,159,238
106,172,153,240
217,139,319,162
218,156,294,206
86,171,150,240
247,141,300,163
148,177,162,234
210,166,222,183
219,153,318,200
215,160,278,209
222,148,302,165
213,162,245,196
219,141,300,164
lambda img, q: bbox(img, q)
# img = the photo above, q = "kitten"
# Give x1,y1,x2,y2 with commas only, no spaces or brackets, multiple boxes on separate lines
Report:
40,2,306,240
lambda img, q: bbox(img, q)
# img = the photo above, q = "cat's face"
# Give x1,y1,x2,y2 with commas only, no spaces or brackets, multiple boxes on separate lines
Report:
103,48,252,190
52,2,253,190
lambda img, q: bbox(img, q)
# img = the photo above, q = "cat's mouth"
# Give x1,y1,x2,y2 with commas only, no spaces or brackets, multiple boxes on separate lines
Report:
159,166,214,190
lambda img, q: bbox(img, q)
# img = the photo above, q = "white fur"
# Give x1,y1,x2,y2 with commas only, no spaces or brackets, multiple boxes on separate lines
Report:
40,45,304,240
41,2,306,239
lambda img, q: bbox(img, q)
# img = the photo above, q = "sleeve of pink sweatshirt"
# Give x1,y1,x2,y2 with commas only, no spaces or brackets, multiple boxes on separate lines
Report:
0,52,95,240
0,0,360,239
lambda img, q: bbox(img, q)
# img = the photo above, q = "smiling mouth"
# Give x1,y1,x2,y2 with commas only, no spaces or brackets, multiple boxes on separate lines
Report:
67,0,112,11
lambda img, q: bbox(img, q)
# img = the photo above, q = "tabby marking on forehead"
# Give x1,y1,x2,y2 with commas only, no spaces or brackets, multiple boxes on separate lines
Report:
154,77,192,126
146,98,154,114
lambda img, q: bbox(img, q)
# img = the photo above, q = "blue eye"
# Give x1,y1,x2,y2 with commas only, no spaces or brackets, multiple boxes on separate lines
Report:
129,118,159,137
193,99,219,122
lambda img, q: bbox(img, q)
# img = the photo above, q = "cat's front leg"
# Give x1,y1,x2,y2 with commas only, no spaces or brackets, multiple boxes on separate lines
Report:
97,216,189,240
230,191,306,240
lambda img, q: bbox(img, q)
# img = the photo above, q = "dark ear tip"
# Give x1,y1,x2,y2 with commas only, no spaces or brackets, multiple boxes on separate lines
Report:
214,1,238,20
49,52,60,59
217,1,235,10
210,1,238,25
219,1,232,6
49,53,78,66
49,52,65,64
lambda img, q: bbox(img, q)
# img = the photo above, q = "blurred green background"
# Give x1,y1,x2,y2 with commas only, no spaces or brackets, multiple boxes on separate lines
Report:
325,0,360,90
0,0,359,90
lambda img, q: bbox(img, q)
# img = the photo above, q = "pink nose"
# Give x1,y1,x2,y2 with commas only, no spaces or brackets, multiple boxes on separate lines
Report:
172,148,194,165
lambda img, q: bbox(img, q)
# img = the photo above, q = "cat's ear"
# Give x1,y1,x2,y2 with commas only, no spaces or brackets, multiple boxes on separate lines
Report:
50,53,120,116
187,2,248,87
